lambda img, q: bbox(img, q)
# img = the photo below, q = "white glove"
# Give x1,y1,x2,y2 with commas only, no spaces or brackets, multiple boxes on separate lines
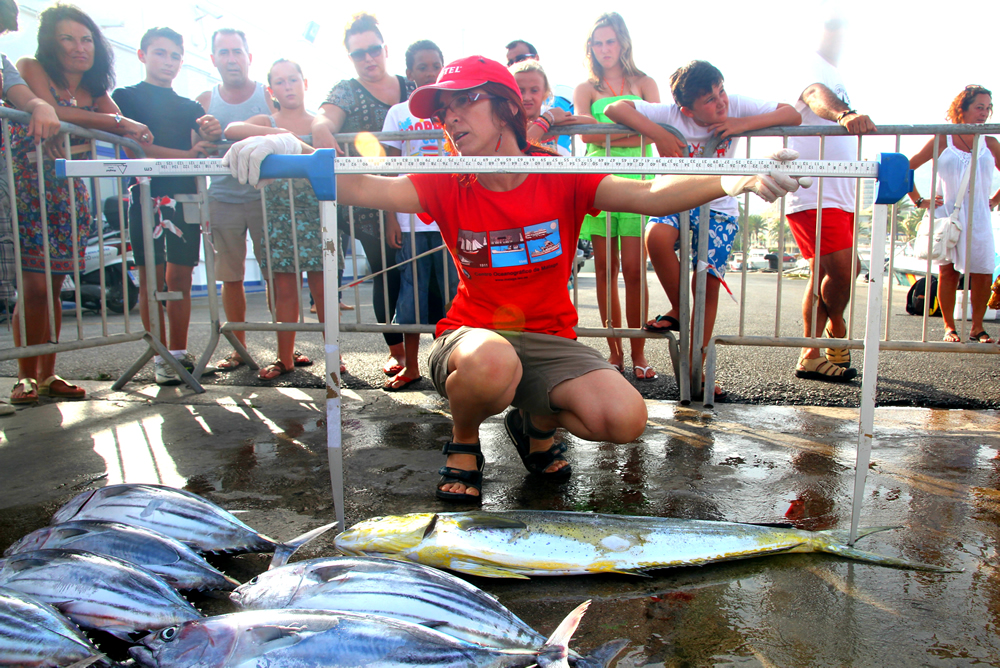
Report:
221,134,302,188
720,148,812,203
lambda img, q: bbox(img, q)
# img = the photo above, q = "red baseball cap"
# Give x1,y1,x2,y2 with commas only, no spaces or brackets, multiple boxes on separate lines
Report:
409,55,521,119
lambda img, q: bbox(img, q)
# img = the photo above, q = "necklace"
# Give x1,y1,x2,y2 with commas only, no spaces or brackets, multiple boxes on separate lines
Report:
603,76,626,97
956,134,972,152
60,83,77,107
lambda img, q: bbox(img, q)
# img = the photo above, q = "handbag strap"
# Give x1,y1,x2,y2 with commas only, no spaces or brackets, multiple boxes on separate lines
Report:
948,152,974,220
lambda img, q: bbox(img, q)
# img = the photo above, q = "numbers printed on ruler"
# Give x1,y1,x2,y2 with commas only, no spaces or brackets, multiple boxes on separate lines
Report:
63,156,881,178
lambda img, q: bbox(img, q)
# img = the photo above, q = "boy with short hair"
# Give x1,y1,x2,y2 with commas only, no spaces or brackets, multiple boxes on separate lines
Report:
605,60,801,400
112,27,222,385
379,39,458,392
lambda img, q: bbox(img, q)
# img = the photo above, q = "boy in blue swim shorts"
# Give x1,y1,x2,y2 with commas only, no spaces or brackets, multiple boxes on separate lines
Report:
606,60,800,398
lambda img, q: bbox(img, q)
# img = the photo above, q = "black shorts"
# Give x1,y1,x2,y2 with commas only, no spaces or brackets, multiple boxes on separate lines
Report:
129,197,202,268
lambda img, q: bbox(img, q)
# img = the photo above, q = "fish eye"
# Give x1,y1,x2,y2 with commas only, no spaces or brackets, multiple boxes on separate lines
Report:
160,626,178,642
248,576,258,585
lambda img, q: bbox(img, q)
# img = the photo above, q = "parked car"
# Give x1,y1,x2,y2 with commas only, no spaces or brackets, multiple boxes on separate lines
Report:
730,248,769,271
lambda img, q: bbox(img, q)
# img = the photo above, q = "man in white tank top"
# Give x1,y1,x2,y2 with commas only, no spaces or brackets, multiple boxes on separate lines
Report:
196,29,276,371
785,16,876,384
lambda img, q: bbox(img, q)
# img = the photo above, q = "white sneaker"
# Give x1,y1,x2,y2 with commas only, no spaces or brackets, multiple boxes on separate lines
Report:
155,359,181,386
0,400,14,416
176,353,217,376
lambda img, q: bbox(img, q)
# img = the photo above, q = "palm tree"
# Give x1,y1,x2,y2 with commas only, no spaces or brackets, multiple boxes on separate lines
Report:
745,214,767,248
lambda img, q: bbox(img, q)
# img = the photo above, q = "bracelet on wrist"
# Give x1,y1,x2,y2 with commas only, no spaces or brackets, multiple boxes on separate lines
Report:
837,109,857,122
915,197,924,207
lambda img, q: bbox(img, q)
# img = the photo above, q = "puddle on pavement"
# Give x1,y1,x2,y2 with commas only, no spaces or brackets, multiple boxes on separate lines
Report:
2,396,999,665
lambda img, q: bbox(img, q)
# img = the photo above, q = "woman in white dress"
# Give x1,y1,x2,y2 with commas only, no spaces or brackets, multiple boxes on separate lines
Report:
908,85,1000,343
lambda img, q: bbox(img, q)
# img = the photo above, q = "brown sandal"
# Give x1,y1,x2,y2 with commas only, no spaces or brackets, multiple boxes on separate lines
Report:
216,352,244,371
38,375,86,399
10,378,38,405
258,360,293,381
823,326,851,368
795,356,858,383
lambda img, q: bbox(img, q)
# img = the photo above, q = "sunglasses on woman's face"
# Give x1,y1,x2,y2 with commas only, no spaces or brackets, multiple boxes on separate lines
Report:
507,53,537,67
432,92,497,123
349,44,384,62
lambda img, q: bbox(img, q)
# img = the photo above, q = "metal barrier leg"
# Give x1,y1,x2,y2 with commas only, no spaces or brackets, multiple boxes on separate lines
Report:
703,337,718,409
321,200,344,531
848,203,888,545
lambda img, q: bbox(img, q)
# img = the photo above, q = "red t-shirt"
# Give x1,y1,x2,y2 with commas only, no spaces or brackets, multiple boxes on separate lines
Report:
409,172,606,338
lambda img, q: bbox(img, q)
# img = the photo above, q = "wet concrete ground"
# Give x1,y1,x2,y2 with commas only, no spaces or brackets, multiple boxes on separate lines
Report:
1,380,998,666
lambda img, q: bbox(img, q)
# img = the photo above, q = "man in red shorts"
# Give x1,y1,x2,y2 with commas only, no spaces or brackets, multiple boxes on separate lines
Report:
786,16,875,382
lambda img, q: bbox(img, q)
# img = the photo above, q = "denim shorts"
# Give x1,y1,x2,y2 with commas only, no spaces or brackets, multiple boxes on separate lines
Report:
393,231,458,325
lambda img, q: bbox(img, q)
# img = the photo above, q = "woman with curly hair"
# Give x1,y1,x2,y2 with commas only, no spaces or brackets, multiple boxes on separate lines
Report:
9,2,151,404
907,85,1000,343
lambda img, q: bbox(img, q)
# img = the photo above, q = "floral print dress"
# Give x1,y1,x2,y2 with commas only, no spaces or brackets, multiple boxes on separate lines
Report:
8,90,94,274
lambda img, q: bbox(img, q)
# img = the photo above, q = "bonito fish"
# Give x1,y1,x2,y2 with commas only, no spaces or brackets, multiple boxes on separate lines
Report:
334,510,950,578
6,520,240,591
0,549,202,639
129,606,588,668
51,484,336,568
0,587,106,667
230,555,624,665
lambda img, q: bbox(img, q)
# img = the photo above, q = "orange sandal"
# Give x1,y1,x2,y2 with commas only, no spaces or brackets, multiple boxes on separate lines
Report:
38,375,85,399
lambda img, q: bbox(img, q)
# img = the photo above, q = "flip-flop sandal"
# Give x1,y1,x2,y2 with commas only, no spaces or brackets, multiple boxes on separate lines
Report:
436,441,484,503
943,329,961,343
258,360,293,381
216,353,244,371
293,350,313,366
38,375,86,399
383,359,404,376
383,374,422,392
795,356,858,383
504,409,572,480
10,378,38,405
633,365,658,381
643,314,680,333
823,326,851,369
969,330,994,343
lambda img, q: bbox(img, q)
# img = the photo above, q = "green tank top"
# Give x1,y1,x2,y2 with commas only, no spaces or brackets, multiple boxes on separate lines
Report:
585,95,650,177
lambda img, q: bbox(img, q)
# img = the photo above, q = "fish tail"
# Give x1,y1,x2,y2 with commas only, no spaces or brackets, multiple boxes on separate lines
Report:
270,520,340,570
573,638,630,668
538,600,590,668
814,527,959,572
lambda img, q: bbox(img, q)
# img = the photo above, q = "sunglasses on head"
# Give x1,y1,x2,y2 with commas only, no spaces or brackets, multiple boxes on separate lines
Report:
432,91,498,123
507,53,537,67
349,44,384,62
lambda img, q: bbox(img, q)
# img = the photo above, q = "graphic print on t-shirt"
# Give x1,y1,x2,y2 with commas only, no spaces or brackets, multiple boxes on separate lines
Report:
489,228,529,267
524,220,562,261
457,230,489,268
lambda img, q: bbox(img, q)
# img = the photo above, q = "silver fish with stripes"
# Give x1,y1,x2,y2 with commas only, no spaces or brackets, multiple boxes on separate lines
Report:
129,606,588,668
6,520,240,591
0,549,202,639
0,586,107,667
334,510,951,578
51,484,336,568
230,556,572,648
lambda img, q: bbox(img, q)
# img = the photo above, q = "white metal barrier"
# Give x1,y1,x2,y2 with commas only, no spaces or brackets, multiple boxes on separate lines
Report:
61,149,914,541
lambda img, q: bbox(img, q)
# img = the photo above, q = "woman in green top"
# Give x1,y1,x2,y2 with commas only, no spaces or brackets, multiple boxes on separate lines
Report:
573,12,661,381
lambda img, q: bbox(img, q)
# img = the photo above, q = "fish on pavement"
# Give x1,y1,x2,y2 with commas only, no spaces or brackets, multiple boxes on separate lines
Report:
129,606,588,668
51,483,336,568
0,549,202,639
334,510,951,578
230,555,625,666
0,586,107,667
6,520,240,591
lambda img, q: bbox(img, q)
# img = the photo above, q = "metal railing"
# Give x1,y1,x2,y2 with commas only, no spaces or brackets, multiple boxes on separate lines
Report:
0,108,153,375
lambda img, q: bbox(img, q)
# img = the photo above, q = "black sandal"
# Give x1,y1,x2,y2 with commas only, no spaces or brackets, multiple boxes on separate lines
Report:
435,441,484,503
504,409,572,480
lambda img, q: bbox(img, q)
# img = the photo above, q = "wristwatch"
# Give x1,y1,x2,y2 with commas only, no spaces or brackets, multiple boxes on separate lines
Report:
837,109,857,122
916,197,925,207
113,113,123,128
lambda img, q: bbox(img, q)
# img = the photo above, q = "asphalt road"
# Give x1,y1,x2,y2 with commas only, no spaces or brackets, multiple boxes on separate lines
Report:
1,269,997,408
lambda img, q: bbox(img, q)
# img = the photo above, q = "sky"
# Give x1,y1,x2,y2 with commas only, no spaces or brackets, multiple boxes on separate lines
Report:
8,0,1000,198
